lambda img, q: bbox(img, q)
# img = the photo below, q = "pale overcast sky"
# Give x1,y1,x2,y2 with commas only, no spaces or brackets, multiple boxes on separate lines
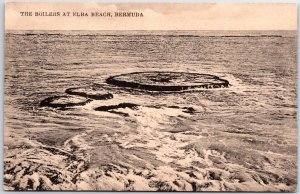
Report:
5,3,297,30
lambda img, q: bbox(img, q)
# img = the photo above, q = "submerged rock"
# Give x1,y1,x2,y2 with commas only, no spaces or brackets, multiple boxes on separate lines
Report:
94,103,198,117
95,103,139,111
40,95,92,109
65,85,113,100
106,72,229,92
182,107,196,114
95,103,140,117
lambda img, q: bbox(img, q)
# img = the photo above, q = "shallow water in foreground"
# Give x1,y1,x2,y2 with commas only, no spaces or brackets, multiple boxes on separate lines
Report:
4,30,297,191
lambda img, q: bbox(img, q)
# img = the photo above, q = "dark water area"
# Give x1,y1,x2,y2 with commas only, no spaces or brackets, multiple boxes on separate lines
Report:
4,30,297,191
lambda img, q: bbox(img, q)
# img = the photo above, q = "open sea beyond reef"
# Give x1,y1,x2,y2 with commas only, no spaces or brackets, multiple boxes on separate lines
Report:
4,30,297,191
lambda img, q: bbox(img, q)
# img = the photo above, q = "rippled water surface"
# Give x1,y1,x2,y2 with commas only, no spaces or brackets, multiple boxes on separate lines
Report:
4,30,297,191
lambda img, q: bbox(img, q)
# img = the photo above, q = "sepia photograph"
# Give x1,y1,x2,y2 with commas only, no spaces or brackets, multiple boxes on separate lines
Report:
3,2,298,191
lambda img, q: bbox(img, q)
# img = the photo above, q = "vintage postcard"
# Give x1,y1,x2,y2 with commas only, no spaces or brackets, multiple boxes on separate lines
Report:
4,2,297,191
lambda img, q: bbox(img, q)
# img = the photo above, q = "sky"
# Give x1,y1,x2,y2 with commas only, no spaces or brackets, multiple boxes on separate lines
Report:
5,2,298,30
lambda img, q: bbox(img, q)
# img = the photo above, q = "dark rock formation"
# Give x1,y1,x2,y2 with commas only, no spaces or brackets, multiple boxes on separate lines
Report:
182,107,196,114
65,86,113,100
94,103,198,117
106,72,229,92
40,95,92,109
95,103,139,112
95,103,139,117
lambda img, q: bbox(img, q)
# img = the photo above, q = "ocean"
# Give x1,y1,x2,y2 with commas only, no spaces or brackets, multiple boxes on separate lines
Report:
4,30,297,191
